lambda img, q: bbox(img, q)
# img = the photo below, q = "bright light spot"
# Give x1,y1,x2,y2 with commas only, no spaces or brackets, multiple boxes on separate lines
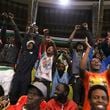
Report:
59,0,70,6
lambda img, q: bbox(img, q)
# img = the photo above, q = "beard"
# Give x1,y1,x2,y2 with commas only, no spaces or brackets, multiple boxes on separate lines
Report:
54,93,67,104
25,98,42,110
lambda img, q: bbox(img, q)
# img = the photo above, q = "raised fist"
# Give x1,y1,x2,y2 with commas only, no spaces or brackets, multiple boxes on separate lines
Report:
32,23,38,33
75,25,80,30
8,12,14,20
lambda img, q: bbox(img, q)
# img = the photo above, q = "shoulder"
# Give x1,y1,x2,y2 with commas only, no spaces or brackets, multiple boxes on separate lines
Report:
106,69,110,78
47,99,55,104
67,100,78,109
7,96,27,110
67,100,77,105
46,99,56,109
17,95,27,105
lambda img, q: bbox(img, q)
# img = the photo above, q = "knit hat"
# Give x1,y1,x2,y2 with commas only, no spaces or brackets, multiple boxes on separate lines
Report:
31,81,47,97
26,40,35,46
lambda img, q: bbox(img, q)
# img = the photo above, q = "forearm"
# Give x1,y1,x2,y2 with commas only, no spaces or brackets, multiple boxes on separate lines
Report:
11,18,21,45
80,47,91,69
88,48,94,61
84,29,94,46
69,29,76,41
10,19,18,30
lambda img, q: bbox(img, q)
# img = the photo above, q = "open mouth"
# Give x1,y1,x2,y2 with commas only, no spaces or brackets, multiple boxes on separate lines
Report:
94,64,100,67
96,105,105,109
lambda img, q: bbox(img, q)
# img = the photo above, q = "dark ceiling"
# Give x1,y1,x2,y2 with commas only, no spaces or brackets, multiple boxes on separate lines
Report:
0,0,110,38
37,6,92,38
37,3,110,38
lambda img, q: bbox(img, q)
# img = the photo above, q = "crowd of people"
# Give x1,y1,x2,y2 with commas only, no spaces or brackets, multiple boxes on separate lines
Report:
0,12,110,110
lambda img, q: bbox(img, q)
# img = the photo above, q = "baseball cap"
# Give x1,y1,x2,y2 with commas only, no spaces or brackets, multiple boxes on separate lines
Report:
31,81,47,97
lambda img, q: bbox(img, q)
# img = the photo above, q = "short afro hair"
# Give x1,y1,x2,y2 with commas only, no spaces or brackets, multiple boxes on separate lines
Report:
88,85,109,101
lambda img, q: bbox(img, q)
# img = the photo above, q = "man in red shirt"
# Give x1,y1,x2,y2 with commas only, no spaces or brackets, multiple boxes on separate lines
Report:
7,81,47,110
46,83,78,110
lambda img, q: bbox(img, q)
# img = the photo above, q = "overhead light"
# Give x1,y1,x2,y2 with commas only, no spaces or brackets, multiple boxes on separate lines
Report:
59,0,70,6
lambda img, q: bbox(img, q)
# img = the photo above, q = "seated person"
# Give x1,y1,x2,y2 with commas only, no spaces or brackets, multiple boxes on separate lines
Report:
88,85,109,110
46,83,78,110
7,82,47,110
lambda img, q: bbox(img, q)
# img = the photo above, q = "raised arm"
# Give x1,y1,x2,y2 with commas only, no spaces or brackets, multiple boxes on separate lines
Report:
69,25,80,55
41,29,55,53
82,23,94,47
69,25,80,41
80,37,91,70
8,13,21,49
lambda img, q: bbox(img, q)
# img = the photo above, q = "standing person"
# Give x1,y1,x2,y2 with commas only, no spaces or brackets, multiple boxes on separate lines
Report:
69,24,86,106
80,38,110,110
35,28,57,98
88,44,110,73
88,85,109,110
0,12,21,95
9,24,41,104
46,83,78,110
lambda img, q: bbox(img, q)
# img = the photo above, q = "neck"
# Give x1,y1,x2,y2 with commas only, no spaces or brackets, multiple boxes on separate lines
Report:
47,53,53,57
25,105,39,110
91,69,100,73
77,50,83,53
56,97,67,104
58,70,64,77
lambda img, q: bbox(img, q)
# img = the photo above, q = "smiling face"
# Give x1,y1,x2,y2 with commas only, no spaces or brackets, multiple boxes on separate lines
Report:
55,84,65,95
90,89,109,110
54,83,68,104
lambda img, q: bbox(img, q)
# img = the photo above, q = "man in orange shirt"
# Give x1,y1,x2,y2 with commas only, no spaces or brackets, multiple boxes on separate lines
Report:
46,83,78,110
80,38,110,110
